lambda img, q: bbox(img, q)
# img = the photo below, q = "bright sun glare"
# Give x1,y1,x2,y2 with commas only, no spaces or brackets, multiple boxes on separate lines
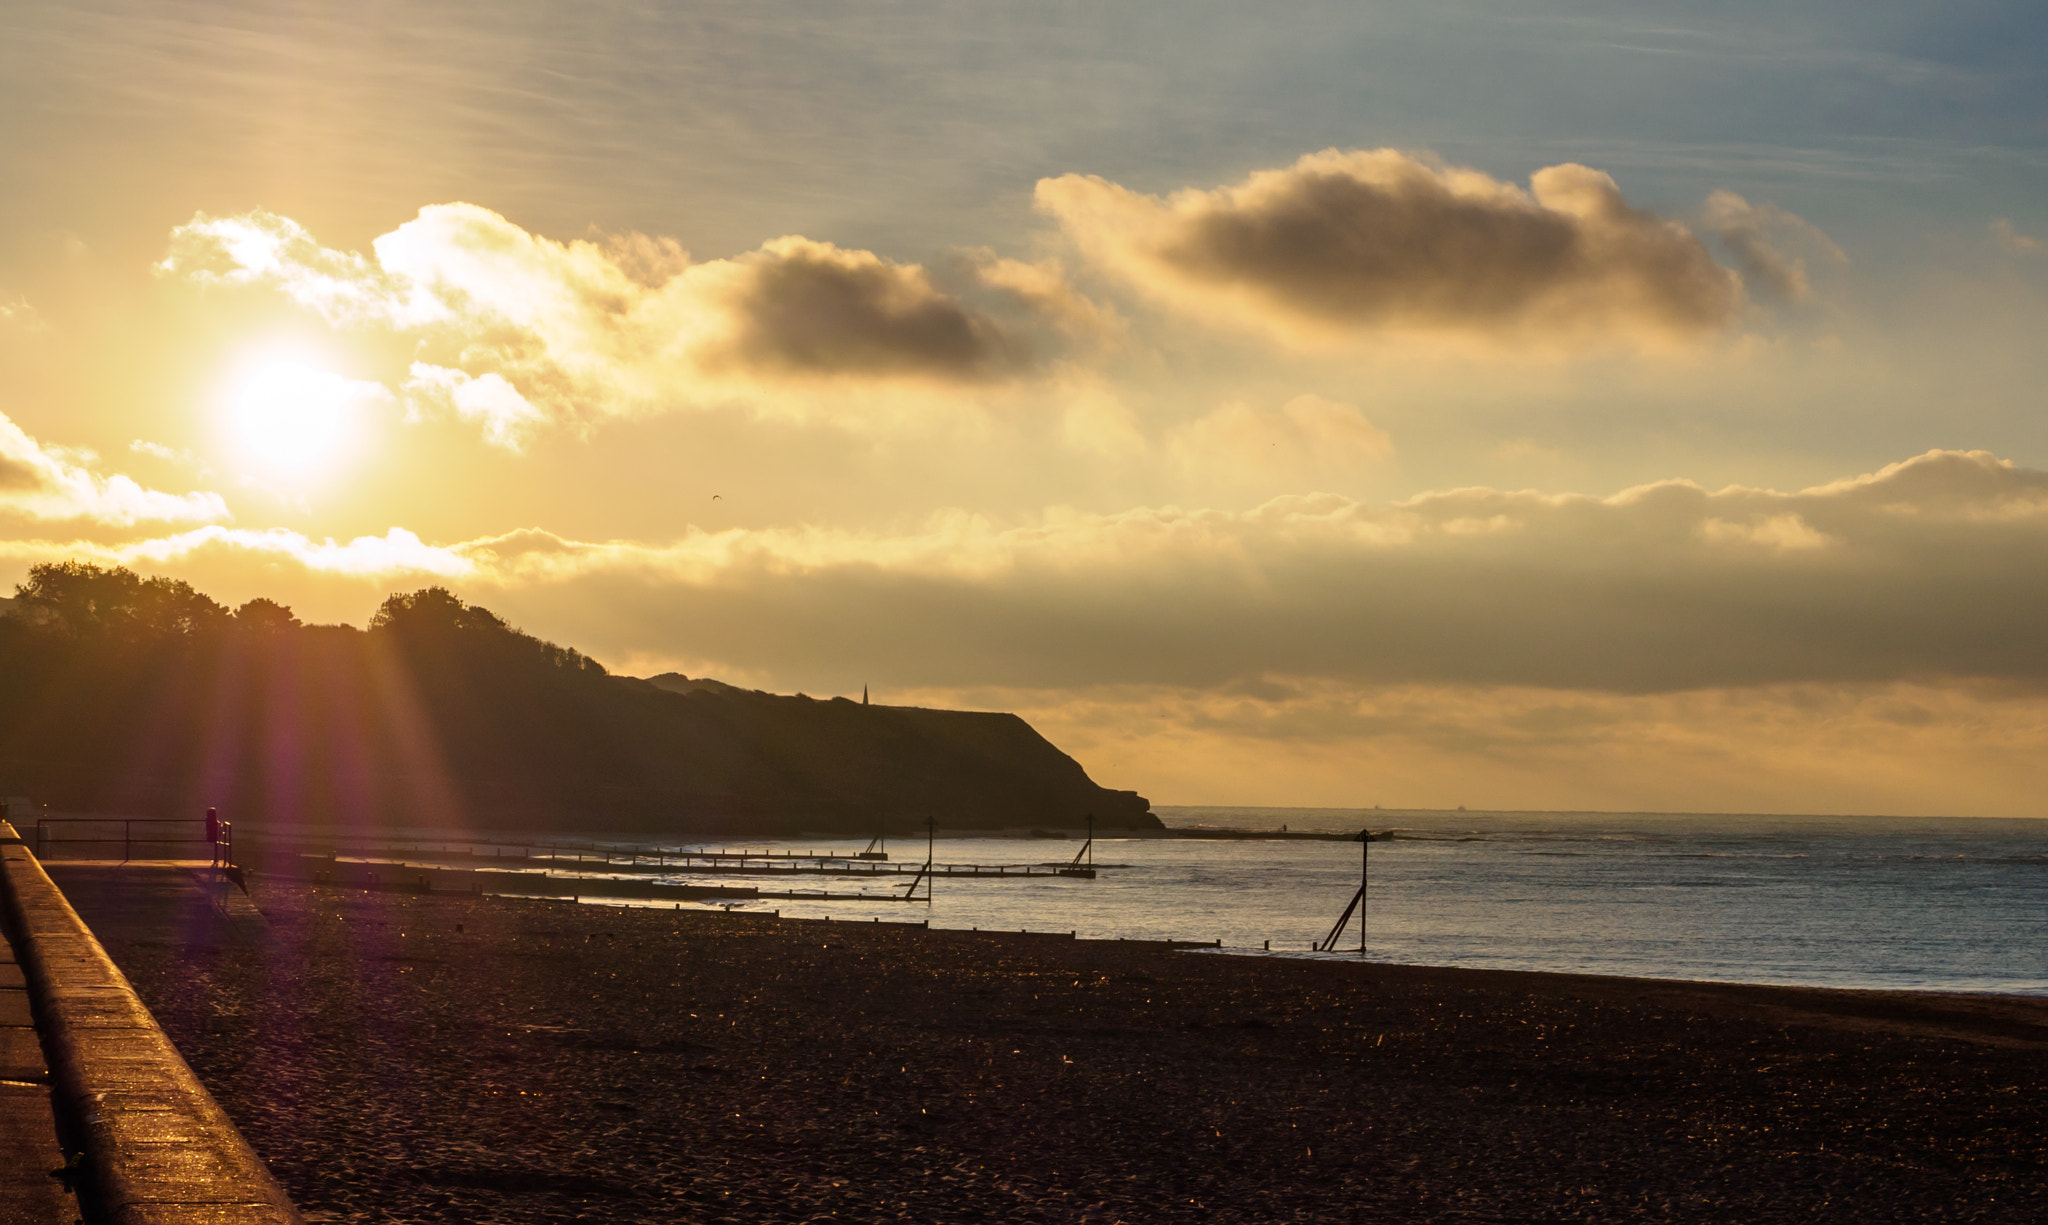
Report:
230,360,367,478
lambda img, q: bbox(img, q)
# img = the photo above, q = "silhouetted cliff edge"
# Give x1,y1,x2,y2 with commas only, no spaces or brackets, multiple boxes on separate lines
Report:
0,564,1157,835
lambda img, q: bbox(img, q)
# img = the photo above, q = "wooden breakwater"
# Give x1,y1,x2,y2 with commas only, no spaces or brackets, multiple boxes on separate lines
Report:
252,840,1110,884
257,850,1101,905
257,853,923,905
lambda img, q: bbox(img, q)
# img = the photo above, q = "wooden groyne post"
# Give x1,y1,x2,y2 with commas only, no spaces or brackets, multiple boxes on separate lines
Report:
1315,828,1394,953
897,817,936,905
1057,814,1096,878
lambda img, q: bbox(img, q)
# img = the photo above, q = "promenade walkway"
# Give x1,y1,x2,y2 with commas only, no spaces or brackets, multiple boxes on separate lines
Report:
35,861,275,955
0,828,301,1225
0,820,72,1224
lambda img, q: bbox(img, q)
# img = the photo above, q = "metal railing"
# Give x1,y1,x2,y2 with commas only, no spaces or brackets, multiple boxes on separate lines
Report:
35,816,234,866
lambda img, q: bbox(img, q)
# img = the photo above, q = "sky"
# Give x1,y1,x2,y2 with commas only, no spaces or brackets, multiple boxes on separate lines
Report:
2,0,2046,816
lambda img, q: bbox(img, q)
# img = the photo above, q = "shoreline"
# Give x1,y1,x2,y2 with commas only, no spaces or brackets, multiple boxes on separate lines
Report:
564,890,2048,999
52,872,2048,1223
1195,944,2048,998
229,843,2048,998
773,903,2048,1031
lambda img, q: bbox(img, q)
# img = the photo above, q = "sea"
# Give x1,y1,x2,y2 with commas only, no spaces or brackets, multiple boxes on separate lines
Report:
540,807,2048,995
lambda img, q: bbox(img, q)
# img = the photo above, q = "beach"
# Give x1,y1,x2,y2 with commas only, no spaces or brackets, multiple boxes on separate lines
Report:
73,877,2048,1224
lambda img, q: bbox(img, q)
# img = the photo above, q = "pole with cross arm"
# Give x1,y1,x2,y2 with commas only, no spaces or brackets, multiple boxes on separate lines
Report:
1314,828,1397,953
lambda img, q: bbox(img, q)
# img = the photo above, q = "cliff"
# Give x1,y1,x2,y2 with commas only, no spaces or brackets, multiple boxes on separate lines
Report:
0,565,1157,835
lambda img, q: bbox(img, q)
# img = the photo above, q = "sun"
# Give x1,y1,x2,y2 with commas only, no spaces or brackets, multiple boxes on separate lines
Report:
228,359,378,480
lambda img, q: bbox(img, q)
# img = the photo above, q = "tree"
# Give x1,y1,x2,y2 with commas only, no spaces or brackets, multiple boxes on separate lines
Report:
370,586,603,674
134,574,229,638
15,561,143,636
13,561,225,641
234,598,301,633
371,587,502,635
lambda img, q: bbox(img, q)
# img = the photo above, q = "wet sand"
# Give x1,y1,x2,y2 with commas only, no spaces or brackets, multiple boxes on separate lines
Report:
76,878,2048,1223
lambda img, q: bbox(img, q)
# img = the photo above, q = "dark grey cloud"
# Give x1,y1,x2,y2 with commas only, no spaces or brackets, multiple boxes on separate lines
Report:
1039,149,1743,346
713,237,1024,380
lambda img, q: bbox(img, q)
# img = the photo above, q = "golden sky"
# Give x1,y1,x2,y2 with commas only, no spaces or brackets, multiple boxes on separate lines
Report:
3,1,2047,815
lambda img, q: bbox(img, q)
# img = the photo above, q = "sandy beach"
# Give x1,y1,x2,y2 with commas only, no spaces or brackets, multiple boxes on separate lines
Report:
69,877,2048,1224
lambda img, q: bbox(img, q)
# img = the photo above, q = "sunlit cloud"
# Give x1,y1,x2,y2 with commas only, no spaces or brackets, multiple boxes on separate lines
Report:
23,448,2048,696
129,439,197,466
160,205,1061,448
1038,148,1743,350
1990,218,2043,256
1167,394,1394,480
1697,513,1833,550
1493,438,1569,467
1056,382,1147,459
156,211,439,328
0,295,44,332
965,678,2048,817
0,525,469,578
0,411,227,526
1701,190,1845,302
401,365,548,452
966,251,1128,350
453,448,2048,693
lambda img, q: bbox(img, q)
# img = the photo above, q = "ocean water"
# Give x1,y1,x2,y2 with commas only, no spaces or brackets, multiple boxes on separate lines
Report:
557,807,2047,995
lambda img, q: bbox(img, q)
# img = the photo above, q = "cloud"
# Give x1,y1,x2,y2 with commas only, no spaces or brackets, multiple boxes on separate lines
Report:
1167,394,1393,479
0,296,45,332
1697,513,1832,550
463,448,2048,693
973,678,2048,817
33,448,2048,697
0,526,470,578
706,237,1021,378
161,205,1047,447
1036,148,1742,349
1493,438,1567,467
1702,190,1845,301
129,439,194,465
402,365,550,452
1991,219,2042,256
967,251,1127,348
0,412,227,526
157,210,435,328
1057,383,1147,458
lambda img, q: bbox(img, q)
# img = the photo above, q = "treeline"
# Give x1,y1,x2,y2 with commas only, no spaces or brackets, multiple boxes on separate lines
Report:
6,561,604,672
0,563,1155,835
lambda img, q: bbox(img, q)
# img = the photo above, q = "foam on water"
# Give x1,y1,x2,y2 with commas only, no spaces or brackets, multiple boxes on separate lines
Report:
596,807,2048,994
